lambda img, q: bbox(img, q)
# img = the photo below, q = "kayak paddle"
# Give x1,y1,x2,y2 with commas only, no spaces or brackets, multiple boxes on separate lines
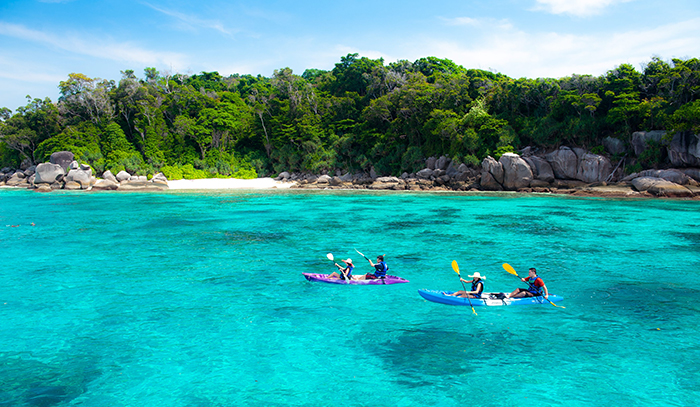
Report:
327,253,349,282
502,263,564,308
451,260,477,315
354,248,370,261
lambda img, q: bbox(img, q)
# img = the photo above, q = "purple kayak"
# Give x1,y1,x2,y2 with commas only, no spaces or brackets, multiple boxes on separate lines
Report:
302,273,409,285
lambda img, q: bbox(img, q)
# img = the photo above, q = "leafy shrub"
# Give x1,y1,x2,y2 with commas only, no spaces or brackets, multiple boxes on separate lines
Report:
493,145,514,160
160,165,183,180
590,145,605,155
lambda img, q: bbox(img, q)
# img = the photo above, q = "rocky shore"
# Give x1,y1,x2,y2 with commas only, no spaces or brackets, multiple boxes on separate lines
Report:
280,131,700,199
0,151,168,192
2,130,700,199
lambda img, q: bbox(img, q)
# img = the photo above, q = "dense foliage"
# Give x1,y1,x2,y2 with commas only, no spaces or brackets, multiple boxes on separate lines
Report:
1,55,699,178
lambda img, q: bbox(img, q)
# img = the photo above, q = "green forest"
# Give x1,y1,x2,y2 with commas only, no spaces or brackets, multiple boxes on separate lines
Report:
1,54,699,179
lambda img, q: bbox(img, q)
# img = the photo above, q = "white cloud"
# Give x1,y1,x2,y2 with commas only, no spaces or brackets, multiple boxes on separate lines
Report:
144,3,237,37
402,17,700,78
443,17,481,27
0,22,188,69
441,16,514,30
533,0,634,17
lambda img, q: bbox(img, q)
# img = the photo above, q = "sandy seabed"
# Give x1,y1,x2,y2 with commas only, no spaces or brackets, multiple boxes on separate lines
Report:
166,177,296,190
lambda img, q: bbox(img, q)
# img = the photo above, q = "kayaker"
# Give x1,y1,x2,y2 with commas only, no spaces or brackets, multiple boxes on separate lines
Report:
329,258,354,280
447,272,485,298
355,255,388,280
506,267,549,299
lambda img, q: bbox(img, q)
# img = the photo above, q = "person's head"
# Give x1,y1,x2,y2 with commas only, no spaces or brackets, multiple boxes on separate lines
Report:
342,258,353,266
468,272,485,280
528,268,537,277
376,255,384,262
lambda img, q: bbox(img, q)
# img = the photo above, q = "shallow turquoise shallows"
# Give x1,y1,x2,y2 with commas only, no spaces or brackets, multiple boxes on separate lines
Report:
1,189,699,407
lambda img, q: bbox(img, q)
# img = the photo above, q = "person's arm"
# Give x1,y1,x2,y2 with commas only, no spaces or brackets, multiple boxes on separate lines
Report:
542,282,549,298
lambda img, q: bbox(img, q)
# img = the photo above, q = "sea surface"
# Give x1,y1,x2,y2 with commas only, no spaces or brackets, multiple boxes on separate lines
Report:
1,188,699,407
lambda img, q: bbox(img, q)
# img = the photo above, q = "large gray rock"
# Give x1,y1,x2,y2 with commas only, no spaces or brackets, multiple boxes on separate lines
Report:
500,153,533,190
151,173,168,183
5,173,29,187
425,157,437,170
603,136,627,155
50,151,74,170
637,169,694,185
416,168,434,179
23,165,36,177
275,171,290,181
480,171,504,191
65,165,93,189
435,156,450,170
523,156,555,182
116,171,131,182
102,170,118,183
668,132,700,167
316,174,331,184
631,176,694,197
91,179,119,191
680,168,700,182
545,147,578,180
445,161,459,177
630,131,666,157
577,153,612,183
481,156,504,184
34,163,66,184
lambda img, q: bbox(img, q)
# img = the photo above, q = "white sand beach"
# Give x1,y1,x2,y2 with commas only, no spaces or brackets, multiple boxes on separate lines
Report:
167,177,297,190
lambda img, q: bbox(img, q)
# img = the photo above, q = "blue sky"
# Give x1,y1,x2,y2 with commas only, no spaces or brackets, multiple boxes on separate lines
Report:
1,0,699,111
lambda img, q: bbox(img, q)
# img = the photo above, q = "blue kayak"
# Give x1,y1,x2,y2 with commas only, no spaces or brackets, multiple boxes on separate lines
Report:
418,289,564,306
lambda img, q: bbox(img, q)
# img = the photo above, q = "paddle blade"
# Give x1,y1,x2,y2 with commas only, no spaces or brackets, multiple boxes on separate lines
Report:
327,253,334,261
502,263,518,277
451,260,460,275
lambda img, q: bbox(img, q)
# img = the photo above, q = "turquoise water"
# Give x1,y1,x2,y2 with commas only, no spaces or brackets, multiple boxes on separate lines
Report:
1,189,699,407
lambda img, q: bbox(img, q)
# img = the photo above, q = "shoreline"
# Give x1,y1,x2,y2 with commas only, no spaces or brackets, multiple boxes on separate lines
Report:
167,177,700,200
167,177,296,190
3,177,700,199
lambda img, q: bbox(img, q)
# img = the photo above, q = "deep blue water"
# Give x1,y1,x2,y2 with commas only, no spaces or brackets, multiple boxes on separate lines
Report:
1,188,699,406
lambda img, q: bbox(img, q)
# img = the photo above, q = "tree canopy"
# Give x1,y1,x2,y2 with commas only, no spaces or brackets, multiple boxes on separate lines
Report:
2,55,699,178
